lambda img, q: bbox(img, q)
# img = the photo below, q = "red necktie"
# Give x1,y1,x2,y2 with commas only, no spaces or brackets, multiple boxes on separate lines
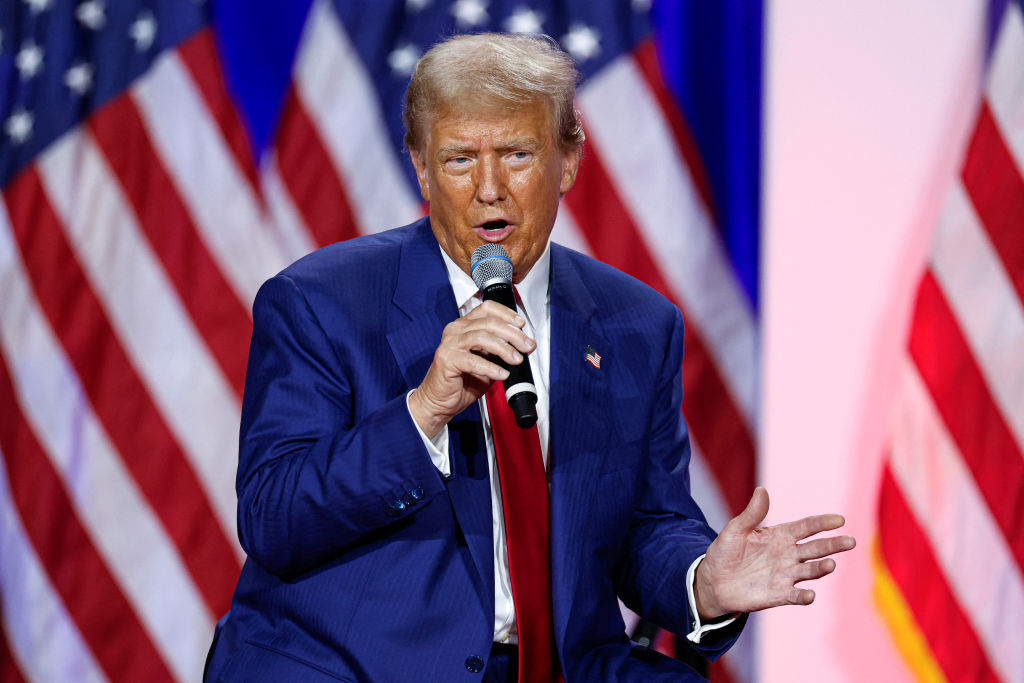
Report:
485,381,559,682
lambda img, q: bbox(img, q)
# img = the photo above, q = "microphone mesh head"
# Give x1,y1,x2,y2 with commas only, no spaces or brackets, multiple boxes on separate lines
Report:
470,243,513,289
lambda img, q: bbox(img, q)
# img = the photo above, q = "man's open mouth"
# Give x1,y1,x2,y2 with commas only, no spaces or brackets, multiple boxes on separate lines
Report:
481,220,509,231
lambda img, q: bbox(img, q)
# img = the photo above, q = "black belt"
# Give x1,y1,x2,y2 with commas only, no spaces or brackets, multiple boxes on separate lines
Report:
485,642,519,681
491,642,518,656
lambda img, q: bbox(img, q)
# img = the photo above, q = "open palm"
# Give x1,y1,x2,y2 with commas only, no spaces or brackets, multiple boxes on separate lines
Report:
695,487,856,619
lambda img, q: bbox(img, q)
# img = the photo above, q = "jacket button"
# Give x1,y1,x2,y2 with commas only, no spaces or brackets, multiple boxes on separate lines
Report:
391,498,405,511
411,486,424,499
465,655,484,673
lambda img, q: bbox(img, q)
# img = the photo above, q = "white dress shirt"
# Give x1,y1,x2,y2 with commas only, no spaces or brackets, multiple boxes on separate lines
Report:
407,241,734,646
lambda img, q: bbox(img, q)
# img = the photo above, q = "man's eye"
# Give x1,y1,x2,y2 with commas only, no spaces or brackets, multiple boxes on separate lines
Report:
510,152,530,160
449,156,471,165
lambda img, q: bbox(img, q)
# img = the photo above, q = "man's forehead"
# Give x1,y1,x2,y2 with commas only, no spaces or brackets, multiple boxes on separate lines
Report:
427,104,552,144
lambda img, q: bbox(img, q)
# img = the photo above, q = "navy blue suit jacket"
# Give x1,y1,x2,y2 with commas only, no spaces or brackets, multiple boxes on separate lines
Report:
206,218,742,681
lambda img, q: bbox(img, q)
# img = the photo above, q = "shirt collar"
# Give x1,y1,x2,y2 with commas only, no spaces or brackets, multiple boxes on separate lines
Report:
438,241,551,324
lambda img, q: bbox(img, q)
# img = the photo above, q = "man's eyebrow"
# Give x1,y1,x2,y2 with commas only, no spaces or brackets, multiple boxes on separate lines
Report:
500,137,541,151
435,137,543,159
436,143,475,157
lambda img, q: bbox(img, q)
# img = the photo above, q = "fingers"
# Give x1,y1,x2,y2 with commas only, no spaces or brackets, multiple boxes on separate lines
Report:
789,588,816,606
794,558,836,583
796,535,857,562
447,328,526,367
448,302,536,361
447,348,510,383
781,513,847,541
729,486,769,534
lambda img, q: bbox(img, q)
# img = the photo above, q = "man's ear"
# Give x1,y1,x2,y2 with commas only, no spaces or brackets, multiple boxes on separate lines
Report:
559,145,581,196
410,149,430,202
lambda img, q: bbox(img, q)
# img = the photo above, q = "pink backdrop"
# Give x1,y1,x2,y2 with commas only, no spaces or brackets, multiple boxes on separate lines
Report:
761,2,990,680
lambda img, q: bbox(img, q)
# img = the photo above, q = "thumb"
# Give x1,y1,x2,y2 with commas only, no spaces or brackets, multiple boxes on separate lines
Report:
730,486,769,533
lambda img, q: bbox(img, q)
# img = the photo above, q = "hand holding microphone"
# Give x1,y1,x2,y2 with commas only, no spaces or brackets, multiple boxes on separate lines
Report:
470,244,538,429
407,244,538,437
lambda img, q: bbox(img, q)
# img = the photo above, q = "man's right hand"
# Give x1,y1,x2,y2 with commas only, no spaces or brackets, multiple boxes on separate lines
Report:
408,300,536,439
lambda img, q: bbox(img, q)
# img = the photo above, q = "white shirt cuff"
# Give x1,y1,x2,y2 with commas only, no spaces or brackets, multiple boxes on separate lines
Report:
406,391,450,477
685,554,739,644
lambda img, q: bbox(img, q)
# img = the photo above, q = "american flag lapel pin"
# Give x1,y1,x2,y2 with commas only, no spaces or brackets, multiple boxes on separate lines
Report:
584,344,601,369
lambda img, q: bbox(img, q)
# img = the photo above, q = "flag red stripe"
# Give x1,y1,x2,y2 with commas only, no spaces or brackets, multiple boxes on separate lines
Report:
564,141,755,514
631,40,717,221
176,29,264,207
708,657,737,683
2,169,239,616
878,464,1000,682
961,101,1024,306
275,88,361,247
0,625,26,683
680,333,756,515
88,94,251,398
0,353,174,682
908,272,1024,570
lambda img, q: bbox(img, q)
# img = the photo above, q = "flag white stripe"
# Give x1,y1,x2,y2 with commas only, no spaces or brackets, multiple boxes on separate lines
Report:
686,440,732,535
551,206,596,257
263,151,318,262
931,183,1024,454
294,0,421,235
577,55,759,429
890,360,1024,682
0,197,215,681
987,1,1024,175
37,131,241,551
132,50,289,307
722,615,755,683
0,449,108,683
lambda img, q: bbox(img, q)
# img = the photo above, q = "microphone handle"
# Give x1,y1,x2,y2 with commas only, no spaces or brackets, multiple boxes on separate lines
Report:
481,281,538,429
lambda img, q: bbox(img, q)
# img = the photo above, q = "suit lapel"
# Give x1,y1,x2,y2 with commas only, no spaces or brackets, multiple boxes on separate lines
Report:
547,246,613,644
386,220,495,620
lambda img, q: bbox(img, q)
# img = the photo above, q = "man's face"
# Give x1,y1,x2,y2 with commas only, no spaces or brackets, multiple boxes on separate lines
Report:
410,102,580,282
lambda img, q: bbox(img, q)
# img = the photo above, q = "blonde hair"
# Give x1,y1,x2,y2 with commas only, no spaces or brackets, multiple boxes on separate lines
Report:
402,32,585,153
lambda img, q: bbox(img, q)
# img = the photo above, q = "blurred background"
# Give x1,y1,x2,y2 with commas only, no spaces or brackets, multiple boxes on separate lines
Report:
0,0,1020,681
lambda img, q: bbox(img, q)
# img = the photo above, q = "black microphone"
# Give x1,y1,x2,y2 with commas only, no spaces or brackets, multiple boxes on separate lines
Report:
470,243,538,429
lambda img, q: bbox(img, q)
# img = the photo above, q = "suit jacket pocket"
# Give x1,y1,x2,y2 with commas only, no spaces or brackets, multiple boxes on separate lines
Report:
218,639,356,682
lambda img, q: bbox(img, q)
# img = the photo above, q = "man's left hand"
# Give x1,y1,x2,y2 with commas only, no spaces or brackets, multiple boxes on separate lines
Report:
693,486,856,620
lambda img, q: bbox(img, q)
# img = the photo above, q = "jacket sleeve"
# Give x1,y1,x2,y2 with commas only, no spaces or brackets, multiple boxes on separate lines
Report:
612,308,744,659
234,274,446,579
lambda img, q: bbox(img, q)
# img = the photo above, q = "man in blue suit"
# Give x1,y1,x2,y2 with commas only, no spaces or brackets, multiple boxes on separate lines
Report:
206,33,854,682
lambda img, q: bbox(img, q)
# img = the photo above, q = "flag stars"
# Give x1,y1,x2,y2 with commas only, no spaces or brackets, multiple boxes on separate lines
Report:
5,108,34,144
505,7,544,34
451,0,488,27
388,43,420,76
65,62,94,95
130,11,157,51
76,0,107,30
16,41,44,80
24,0,53,14
562,24,601,61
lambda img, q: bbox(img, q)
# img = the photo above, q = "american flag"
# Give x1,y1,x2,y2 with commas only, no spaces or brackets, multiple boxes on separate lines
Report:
876,1,1024,681
0,1,760,681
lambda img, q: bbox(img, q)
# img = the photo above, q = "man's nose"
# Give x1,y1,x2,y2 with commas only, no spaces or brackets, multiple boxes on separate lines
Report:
475,156,507,204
